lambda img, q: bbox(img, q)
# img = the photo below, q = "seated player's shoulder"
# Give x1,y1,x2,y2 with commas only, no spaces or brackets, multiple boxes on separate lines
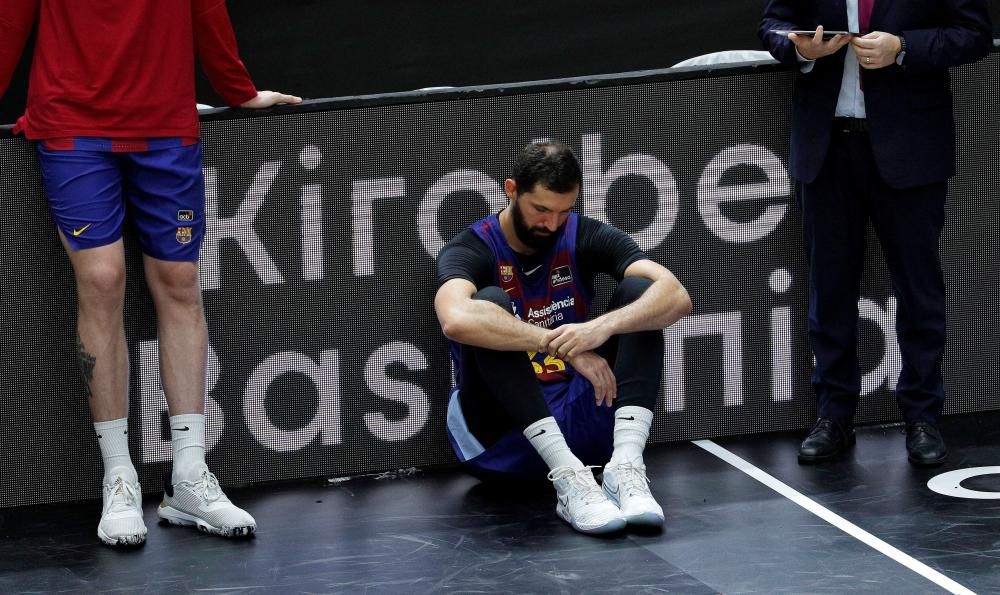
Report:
437,229,494,288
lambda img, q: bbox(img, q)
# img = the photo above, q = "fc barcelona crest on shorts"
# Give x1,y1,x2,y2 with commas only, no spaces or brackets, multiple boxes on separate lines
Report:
500,264,514,283
176,226,193,244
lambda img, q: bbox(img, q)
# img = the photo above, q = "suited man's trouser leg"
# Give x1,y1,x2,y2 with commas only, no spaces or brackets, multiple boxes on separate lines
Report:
798,130,947,426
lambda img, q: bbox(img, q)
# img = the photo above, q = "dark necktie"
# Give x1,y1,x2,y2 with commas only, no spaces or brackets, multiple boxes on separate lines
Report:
859,0,875,34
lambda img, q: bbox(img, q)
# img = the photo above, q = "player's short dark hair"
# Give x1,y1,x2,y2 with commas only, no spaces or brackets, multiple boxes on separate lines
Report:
511,141,582,194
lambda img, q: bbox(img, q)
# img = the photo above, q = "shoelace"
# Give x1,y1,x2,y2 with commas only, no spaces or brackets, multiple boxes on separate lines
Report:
196,469,224,502
612,463,651,497
105,477,139,513
810,419,834,436
548,466,606,506
908,423,940,441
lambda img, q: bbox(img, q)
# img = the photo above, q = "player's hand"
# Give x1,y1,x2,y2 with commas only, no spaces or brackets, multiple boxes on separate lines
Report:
788,26,852,61
240,90,303,109
851,32,902,69
540,320,611,360
567,351,616,407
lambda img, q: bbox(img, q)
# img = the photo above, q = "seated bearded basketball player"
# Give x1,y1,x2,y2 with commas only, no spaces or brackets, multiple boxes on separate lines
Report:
434,140,692,534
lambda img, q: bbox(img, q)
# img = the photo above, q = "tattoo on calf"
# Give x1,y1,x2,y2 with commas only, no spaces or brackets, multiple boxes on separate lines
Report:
76,334,97,399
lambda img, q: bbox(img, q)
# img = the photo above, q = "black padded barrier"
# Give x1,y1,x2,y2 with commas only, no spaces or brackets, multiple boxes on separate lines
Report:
1,49,997,507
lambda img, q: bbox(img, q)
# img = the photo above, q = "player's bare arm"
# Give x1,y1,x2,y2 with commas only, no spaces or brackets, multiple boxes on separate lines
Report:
435,277,548,352
541,259,691,359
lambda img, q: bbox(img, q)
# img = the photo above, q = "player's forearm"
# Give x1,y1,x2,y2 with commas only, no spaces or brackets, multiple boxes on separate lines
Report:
438,299,547,352
192,0,257,106
595,276,692,336
0,1,39,100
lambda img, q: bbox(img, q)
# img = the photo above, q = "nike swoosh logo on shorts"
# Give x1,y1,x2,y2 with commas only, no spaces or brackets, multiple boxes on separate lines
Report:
72,224,92,236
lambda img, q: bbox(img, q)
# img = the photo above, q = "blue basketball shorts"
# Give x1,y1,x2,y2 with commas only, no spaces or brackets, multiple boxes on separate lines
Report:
37,141,206,262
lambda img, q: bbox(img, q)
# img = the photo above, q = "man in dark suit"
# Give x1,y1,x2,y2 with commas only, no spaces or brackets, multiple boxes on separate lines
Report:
758,1,992,466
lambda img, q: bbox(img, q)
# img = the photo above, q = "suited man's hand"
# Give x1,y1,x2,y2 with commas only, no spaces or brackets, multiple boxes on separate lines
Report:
788,26,852,60
852,33,902,69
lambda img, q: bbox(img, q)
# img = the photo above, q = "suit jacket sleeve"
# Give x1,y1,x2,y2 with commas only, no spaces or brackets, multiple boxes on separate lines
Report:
758,0,804,66
901,0,993,71
0,0,38,100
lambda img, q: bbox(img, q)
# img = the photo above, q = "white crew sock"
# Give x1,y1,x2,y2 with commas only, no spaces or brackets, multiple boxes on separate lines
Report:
608,405,654,467
94,418,136,482
524,417,584,471
170,413,206,483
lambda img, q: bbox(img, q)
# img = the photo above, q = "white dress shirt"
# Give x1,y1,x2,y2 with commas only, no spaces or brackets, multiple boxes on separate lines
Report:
797,0,866,118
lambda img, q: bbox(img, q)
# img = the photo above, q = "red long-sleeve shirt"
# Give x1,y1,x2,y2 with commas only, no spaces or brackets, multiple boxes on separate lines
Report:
0,0,258,140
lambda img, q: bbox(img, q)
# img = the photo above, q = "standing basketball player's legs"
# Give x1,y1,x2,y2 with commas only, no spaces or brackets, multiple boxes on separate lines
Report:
124,144,255,537
38,145,147,546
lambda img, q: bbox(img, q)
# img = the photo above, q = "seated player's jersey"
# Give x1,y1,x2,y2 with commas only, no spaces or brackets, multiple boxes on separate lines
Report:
449,212,591,385
446,213,614,477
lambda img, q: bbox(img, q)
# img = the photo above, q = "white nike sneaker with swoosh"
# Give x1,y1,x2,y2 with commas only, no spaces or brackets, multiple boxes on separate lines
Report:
547,466,626,534
602,460,663,526
158,467,256,538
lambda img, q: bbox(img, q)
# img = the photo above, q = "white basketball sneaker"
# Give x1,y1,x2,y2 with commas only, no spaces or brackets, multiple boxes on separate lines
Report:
547,466,626,534
97,472,147,547
602,460,664,527
158,467,256,538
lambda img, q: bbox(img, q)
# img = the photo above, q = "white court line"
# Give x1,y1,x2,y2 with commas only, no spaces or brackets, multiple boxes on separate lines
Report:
692,439,975,595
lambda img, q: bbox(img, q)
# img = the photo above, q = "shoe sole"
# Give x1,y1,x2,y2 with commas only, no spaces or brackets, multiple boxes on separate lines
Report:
603,488,664,527
798,436,857,464
97,526,146,547
555,504,626,535
157,503,256,538
908,452,948,467
623,511,664,527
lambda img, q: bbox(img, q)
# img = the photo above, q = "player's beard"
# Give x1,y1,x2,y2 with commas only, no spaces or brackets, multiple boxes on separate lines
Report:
511,199,561,254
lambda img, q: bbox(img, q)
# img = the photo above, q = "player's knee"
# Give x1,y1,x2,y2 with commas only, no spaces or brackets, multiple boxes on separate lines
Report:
611,276,653,307
146,262,201,307
473,286,513,311
76,262,126,302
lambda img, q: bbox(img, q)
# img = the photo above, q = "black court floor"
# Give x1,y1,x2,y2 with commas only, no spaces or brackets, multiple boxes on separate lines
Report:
2,411,999,594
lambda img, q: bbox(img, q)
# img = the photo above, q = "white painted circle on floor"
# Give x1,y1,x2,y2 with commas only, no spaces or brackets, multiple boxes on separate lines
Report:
927,467,1000,499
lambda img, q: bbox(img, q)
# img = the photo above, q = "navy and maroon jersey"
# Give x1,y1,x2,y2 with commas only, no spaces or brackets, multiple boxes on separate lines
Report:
467,212,591,383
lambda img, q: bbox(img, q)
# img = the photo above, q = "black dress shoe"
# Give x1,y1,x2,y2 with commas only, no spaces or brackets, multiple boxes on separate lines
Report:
798,418,856,464
906,422,948,467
